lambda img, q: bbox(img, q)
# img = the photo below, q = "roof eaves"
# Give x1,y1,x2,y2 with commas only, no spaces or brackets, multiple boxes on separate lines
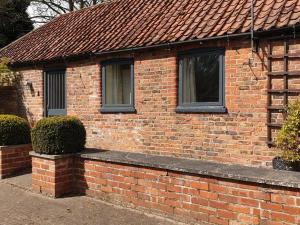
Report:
9,24,300,67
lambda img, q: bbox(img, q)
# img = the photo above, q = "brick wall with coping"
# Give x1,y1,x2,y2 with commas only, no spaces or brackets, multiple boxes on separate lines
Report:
0,144,32,179
75,159,300,225
29,152,300,224
17,39,300,167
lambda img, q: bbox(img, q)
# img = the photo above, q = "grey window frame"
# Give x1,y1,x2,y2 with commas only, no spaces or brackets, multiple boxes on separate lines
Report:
100,59,135,113
176,48,226,113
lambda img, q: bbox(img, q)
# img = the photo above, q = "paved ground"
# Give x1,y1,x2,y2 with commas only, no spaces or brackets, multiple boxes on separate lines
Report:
0,174,184,225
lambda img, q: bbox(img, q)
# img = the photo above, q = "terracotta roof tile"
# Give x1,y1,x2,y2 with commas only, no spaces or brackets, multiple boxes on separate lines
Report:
1,0,300,65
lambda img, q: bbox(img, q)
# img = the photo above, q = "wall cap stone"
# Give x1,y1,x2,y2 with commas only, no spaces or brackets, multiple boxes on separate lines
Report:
0,144,32,150
29,151,74,160
78,149,300,189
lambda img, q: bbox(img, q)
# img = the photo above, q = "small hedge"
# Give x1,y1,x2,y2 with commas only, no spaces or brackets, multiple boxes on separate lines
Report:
0,115,31,146
31,116,86,155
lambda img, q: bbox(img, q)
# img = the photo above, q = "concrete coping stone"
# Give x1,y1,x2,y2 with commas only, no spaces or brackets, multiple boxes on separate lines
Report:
77,149,300,189
0,144,32,150
29,151,74,160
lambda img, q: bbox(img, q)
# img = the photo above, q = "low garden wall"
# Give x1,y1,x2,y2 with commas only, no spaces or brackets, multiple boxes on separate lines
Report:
0,144,32,179
0,114,32,179
30,150,300,225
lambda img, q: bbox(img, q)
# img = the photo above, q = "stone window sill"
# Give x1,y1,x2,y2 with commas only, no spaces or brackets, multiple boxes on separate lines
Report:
99,106,136,113
175,106,227,113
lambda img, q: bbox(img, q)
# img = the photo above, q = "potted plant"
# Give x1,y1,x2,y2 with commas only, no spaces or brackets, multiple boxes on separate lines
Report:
274,98,300,171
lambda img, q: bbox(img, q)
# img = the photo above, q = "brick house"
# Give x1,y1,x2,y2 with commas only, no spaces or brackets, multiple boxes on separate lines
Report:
1,0,300,168
3,1,300,223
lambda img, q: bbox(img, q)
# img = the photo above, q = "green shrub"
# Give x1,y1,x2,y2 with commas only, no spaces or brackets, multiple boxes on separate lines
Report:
0,57,15,86
276,98,300,162
31,116,86,155
0,114,31,146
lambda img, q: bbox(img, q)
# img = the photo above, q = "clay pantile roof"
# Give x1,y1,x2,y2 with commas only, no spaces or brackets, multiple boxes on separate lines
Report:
1,0,300,65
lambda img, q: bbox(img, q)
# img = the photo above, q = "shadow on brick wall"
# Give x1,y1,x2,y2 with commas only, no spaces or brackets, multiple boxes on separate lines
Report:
14,73,35,126
0,86,19,115
0,73,34,126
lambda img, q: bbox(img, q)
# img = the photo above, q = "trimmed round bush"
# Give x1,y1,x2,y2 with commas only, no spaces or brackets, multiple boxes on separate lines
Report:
0,114,31,146
31,116,86,155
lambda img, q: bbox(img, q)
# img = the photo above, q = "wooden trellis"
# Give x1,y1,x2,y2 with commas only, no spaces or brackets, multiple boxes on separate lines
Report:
267,37,300,146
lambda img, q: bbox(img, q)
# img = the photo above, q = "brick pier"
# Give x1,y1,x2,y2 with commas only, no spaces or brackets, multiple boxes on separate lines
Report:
31,153,74,197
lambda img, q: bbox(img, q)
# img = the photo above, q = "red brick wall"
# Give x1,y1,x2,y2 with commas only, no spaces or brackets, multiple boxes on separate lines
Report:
0,144,32,179
67,39,276,167
75,158,300,225
14,68,44,126
16,39,300,167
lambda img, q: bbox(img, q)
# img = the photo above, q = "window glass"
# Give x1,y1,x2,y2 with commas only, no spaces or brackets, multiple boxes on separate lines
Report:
104,63,131,105
182,53,220,104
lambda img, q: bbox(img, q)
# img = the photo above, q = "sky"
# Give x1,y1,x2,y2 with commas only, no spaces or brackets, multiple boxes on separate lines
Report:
27,5,37,27
27,5,33,16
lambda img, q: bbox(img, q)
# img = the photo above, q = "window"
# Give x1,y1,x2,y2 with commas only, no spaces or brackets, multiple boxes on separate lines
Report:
176,49,226,113
101,59,135,113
